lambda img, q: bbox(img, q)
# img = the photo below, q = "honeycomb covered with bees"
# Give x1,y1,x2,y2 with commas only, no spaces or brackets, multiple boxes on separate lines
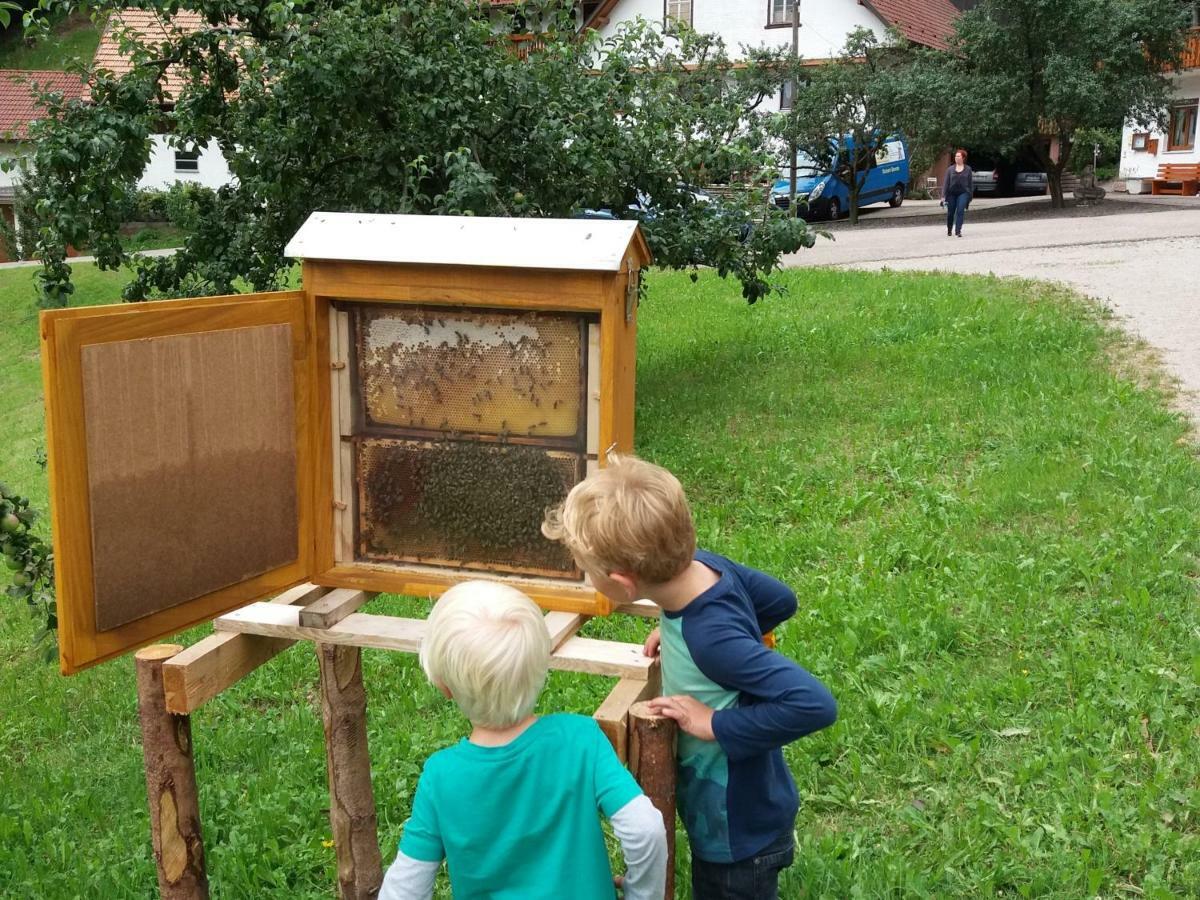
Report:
350,303,591,579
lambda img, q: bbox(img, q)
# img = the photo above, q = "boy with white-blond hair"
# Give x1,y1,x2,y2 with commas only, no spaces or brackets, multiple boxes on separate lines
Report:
543,455,838,900
379,580,667,900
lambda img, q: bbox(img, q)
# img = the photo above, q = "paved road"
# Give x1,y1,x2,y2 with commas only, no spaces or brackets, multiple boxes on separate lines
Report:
784,199,1200,425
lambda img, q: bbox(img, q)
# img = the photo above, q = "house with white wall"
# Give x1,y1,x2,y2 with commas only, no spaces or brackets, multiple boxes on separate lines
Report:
1119,27,1200,194
584,0,958,109
92,10,234,191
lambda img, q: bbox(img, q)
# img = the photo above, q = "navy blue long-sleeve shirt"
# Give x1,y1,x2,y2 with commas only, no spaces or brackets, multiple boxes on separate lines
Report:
658,550,837,863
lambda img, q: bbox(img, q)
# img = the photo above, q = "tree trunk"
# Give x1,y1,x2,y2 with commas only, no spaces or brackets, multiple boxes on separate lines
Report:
629,701,678,900
136,644,209,900
317,643,383,900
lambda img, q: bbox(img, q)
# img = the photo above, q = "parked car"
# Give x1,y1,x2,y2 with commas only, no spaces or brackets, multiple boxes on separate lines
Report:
770,135,910,221
574,186,753,242
972,160,1003,195
1013,170,1048,195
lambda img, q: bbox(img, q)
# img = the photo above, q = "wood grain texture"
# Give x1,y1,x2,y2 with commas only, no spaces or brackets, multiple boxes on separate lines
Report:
136,644,209,899
307,261,610,311
593,672,661,763
298,589,371,629
629,700,677,900
315,563,613,616
41,291,316,674
214,604,653,679
162,583,329,714
317,644,383,900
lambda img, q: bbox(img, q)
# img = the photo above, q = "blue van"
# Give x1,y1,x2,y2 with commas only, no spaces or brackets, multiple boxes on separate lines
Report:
770,135,910,220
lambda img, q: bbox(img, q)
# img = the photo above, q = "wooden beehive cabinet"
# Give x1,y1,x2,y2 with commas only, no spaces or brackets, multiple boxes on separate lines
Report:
41,214,650,673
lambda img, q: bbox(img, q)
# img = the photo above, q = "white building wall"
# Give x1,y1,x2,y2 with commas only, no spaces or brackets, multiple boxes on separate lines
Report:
594,0,889,62
138,134,233,191
1119,70,1200,188
0,143,24,188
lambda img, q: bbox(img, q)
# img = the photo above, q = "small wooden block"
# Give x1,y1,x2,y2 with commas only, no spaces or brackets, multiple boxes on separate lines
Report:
298,589,373,629
544,611,588,649
163,583,329,714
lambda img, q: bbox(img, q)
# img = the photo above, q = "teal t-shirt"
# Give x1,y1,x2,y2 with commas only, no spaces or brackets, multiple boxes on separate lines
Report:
398,713,642,899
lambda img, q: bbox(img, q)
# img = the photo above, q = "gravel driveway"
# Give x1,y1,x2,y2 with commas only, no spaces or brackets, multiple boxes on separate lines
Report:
784,198,1200,426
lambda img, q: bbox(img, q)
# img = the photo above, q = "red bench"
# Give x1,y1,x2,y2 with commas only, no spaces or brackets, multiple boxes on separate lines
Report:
1151,163,1200,196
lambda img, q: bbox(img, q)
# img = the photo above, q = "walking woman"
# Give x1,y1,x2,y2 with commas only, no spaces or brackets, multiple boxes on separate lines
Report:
941,149,973,237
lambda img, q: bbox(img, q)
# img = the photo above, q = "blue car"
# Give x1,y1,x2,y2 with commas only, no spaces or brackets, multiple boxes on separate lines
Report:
771,136,910,221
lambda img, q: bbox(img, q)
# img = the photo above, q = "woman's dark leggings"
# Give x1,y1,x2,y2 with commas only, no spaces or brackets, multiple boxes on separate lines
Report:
946,191,969,234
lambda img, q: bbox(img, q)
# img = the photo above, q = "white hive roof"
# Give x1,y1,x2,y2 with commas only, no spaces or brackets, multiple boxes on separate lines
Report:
285,212,648,273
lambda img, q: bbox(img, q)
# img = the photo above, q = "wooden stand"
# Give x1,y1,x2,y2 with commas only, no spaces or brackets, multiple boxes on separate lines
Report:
138,585,676,900
629,702,678,899
317,643,383,899
136,645,209,900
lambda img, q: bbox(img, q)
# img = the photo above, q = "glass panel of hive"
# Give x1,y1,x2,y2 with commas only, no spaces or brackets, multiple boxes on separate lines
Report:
357,438,581,578
354,305,584,440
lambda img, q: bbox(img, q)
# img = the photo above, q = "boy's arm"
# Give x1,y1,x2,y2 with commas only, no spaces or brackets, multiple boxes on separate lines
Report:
610,795,668,900
378,853,439,900
733,564,798,635
691,625,836,761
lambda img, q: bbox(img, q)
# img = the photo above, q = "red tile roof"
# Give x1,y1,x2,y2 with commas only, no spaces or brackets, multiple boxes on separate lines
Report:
92,9,206,101
860,0,959,51
0,70,84,139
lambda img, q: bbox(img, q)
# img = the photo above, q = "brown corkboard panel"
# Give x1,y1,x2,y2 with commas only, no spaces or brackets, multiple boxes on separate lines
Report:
81,324,299,631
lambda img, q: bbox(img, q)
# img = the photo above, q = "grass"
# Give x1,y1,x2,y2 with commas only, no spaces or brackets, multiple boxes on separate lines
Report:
120,225,187,252
0,12,102,70
2,263,1199,897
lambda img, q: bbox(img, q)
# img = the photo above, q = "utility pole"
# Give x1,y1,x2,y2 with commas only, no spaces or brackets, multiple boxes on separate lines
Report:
787,0,801,214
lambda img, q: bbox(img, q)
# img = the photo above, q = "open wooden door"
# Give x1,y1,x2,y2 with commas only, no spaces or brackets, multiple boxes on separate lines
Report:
40,291,317,673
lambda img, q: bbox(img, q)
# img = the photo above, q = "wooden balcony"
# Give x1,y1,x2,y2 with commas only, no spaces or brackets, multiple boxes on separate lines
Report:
1182,28,1200,70
508,34,547,60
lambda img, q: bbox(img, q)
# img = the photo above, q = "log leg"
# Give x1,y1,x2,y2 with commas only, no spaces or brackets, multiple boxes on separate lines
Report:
317,643,383,900
135,644,209,900
629,701,677,900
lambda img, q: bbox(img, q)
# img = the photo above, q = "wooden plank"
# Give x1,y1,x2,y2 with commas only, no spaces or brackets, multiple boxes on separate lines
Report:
586,323,601,455
615,599,660,619
214,604,654,679
298,588,372,629
306,261,609,312
330,306,354,564
544,611,587,649
162,583,329,714
314,563,613,617
42,291,316,674
593,673,661,763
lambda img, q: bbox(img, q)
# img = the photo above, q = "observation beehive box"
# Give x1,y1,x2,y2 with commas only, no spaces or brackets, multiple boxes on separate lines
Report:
41,213,650,673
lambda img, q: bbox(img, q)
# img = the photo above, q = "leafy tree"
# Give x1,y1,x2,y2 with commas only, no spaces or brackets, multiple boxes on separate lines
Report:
0,480,55,656
776,28,907,225
21,0,812,304
898,0,1188,207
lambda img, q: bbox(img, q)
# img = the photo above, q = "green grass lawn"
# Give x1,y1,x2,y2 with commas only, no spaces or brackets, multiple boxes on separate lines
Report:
2,263,1199,898
0,12,102,70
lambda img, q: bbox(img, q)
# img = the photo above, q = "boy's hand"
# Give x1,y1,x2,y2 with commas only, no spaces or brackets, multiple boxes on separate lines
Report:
643,627,661,658
647,695,715,741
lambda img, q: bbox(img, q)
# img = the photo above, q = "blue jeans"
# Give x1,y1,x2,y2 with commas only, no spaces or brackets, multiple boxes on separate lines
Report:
945,191,969,234
690,831,795,900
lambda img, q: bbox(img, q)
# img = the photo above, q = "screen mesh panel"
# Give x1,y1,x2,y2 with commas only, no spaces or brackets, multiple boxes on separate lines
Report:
355,306,583,439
